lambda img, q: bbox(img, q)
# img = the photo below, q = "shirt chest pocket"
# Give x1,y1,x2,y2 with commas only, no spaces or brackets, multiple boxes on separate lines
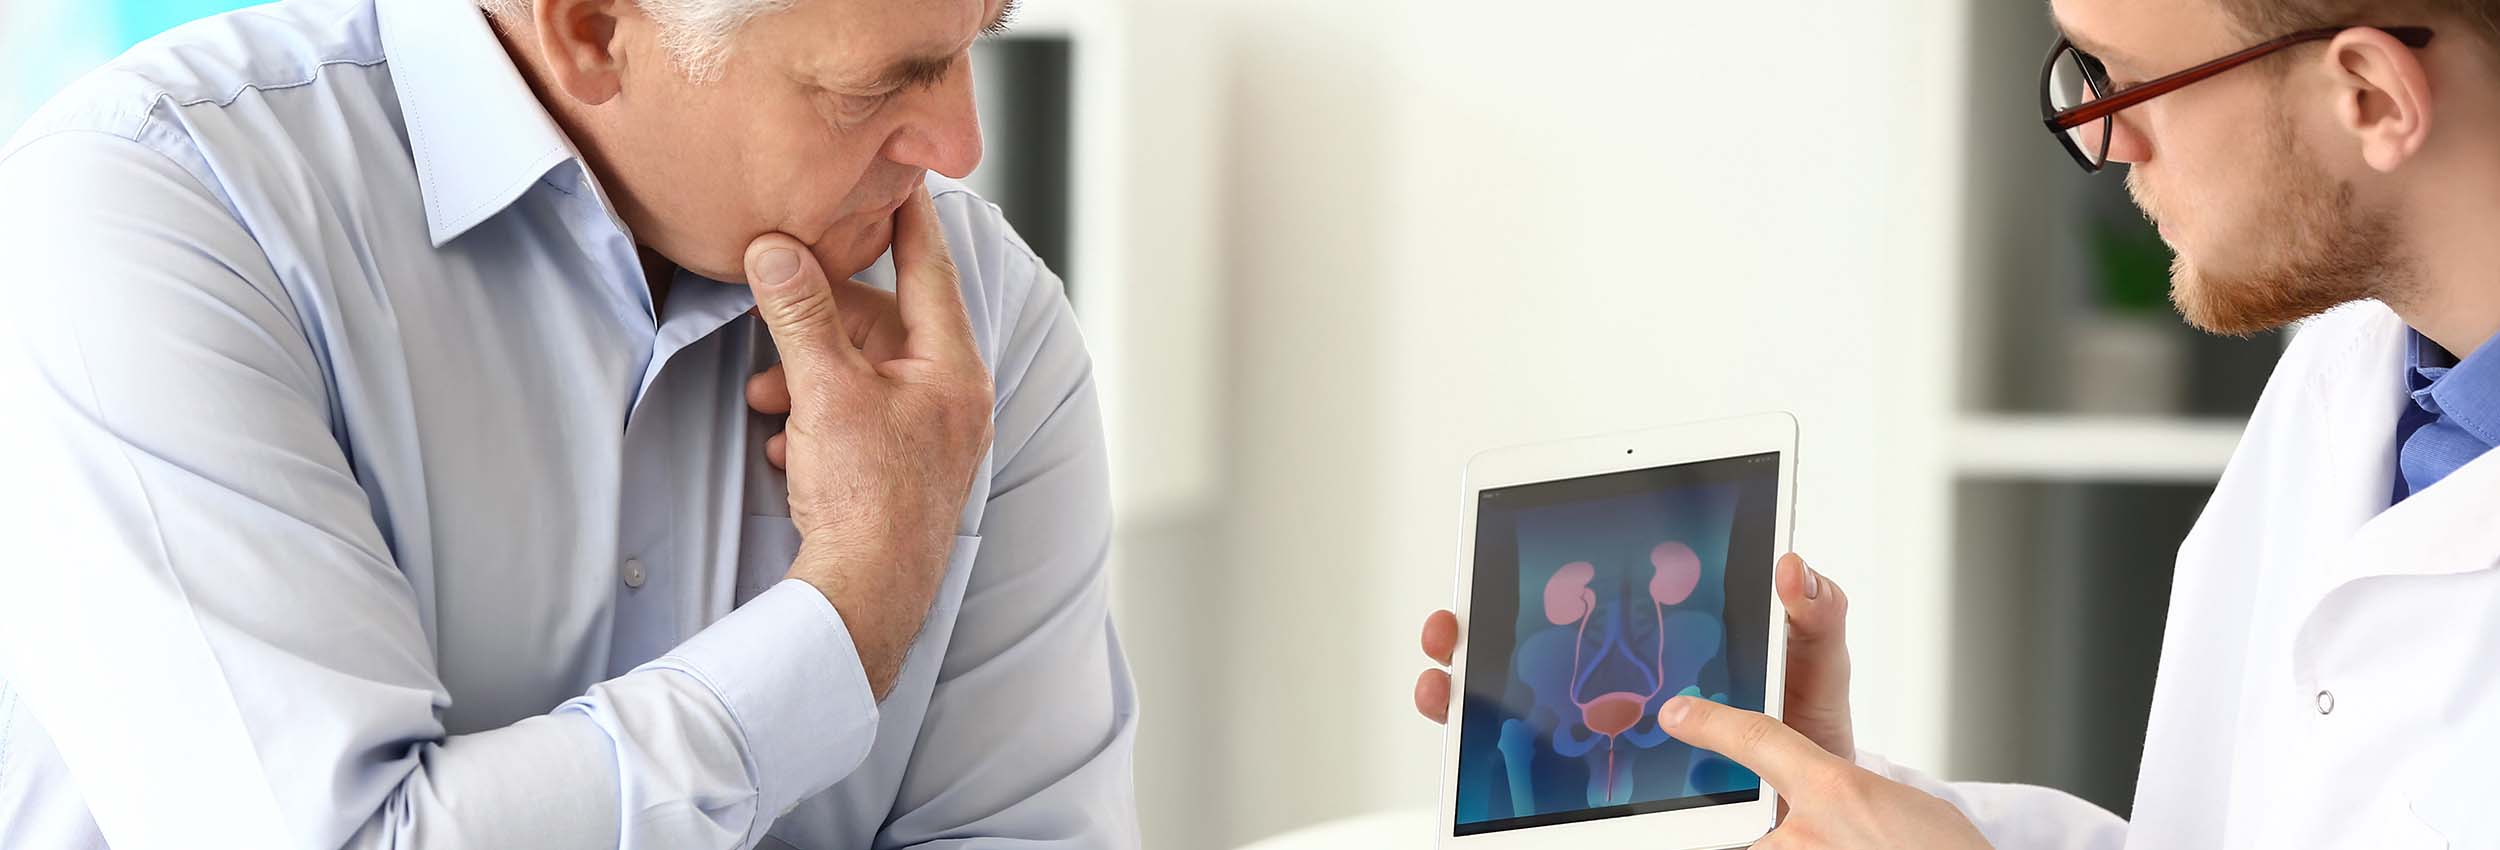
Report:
2364,791,2450,850
2398,712,2500,850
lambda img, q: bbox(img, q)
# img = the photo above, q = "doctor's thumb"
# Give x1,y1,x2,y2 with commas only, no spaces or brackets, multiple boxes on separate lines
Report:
1777,553,1849,645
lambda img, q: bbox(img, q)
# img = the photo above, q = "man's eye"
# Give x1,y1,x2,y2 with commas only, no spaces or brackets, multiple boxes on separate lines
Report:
821,91,891,125
2093,67,2144,95
2078,54,2121,93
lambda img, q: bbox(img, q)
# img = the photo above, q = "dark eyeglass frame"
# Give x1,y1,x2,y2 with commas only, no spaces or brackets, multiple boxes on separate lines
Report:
2041,25,2437,172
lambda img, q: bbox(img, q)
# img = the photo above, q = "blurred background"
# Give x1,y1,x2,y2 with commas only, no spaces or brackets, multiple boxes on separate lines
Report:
3,0,2291,846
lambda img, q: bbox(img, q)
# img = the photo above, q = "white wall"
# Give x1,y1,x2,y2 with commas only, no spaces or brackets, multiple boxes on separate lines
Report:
1103,1,1970,846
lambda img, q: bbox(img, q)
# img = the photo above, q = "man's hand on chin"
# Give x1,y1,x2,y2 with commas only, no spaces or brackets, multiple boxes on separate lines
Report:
740,185,994,700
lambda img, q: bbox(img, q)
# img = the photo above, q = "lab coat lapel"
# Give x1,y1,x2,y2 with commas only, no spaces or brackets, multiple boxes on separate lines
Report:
2307,313,2500,587
2338,445,2500,580
2293,309,2500,646
2288,309,2408,596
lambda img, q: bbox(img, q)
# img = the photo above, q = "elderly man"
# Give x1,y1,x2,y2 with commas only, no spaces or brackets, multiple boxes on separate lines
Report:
0,0,1137,846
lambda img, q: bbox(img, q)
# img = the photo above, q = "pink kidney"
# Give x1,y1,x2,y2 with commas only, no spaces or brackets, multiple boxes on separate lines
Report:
1650,541,1701,606
1544,561,1597,625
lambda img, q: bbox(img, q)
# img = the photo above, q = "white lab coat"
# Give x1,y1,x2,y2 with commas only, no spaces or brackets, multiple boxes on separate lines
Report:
1871,301,2499,850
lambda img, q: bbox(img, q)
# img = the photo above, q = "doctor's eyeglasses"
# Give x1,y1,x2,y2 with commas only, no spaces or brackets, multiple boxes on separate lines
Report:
2042,25,2436,173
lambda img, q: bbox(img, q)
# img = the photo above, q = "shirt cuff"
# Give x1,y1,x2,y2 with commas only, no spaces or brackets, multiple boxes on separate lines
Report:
654,578,880,824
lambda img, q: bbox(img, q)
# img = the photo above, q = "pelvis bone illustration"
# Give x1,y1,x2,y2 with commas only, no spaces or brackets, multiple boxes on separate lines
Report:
1513,540,1724,806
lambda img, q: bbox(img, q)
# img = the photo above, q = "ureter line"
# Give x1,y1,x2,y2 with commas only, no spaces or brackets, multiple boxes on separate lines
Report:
1645,595,1666,700
1569,589,1594,705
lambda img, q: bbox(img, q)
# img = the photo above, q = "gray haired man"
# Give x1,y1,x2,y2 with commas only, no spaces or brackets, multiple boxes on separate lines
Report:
0,0,1138,845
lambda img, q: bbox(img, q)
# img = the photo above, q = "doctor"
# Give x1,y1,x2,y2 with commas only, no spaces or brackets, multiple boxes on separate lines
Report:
1416,0,2500,847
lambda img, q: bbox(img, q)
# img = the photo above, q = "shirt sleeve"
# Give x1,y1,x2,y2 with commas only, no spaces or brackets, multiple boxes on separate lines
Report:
870,246,1143,848
0,130,877,850
1854,750,2129,850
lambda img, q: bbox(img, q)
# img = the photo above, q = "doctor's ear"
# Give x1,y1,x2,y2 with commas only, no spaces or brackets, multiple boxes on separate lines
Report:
529,0,639,106
2322,27,2434,173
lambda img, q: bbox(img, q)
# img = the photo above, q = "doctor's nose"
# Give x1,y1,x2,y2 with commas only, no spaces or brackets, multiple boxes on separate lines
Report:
2101,114,2152,165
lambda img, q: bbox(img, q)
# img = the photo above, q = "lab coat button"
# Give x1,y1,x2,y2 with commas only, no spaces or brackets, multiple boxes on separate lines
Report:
623,558,647,589
2315,689,2334,715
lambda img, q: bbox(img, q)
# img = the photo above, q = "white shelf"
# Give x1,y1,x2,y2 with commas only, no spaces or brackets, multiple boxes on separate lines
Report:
1951,414,2248,483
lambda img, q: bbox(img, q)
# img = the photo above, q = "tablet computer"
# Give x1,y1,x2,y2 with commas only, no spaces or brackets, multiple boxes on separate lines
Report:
1435,413,1798,850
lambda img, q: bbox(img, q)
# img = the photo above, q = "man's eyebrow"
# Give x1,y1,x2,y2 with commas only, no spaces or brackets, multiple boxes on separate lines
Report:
2056,21,2141,69
861,0,1020,89
872,54,960,90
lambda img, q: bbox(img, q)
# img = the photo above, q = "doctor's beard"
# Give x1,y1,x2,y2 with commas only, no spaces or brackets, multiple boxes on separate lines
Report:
2138,106,2414,337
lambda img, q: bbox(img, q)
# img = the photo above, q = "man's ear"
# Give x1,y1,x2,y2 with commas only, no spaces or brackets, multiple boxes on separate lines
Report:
2324,27,2434,173
530,0,633,105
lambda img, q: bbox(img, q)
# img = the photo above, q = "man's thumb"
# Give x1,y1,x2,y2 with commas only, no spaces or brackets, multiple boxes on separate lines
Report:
744,233,858,377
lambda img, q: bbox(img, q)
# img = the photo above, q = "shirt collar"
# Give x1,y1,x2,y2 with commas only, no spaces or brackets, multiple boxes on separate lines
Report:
2406,328,2500,447
2406,330,2453,392
378,0,581,247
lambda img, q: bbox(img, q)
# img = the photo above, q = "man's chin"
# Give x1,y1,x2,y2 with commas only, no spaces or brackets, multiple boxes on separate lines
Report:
810,217,895,280
2169,260,2361,338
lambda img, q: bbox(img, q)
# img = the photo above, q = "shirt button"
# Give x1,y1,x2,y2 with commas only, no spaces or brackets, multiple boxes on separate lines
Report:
622,558,646,589
2316,689,2335,715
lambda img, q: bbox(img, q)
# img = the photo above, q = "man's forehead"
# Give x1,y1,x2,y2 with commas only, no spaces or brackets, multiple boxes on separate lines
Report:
798,0,1005,84
2050,0,2229,66
2051,0,2137,60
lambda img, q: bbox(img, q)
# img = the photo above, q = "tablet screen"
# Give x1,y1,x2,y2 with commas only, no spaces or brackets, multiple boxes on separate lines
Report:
1453,452,1780,835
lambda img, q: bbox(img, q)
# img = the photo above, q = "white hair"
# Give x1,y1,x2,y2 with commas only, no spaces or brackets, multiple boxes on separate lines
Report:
476,0,797,83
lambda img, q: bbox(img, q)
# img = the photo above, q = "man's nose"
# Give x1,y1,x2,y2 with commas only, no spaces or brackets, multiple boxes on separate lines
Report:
883,58,984,179
2102,112,2152,165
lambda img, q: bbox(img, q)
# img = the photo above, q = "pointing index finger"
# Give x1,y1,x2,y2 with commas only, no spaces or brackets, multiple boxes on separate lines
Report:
1659,696,1844,799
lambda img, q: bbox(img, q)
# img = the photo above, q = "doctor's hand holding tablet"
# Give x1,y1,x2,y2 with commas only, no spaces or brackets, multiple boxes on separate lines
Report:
1415,415,1990,850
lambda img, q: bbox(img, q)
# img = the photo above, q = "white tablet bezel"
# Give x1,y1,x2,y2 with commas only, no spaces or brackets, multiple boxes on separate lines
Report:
1435,412,1798,850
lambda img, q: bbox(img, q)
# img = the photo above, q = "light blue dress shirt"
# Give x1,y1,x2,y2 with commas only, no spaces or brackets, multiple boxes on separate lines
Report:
0,0,1139,847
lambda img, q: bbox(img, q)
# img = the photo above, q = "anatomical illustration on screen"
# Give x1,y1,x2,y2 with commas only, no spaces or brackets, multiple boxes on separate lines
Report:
1454,479,1764,828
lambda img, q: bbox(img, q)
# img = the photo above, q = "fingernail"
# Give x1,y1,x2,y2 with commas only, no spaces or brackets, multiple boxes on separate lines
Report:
1805,568,1822,600
751,247,799,288
1661,696,1693,727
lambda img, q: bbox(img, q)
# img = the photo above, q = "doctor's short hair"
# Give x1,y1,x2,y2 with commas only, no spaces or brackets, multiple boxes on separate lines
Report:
474,0,795,83
2219,0,2500,56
